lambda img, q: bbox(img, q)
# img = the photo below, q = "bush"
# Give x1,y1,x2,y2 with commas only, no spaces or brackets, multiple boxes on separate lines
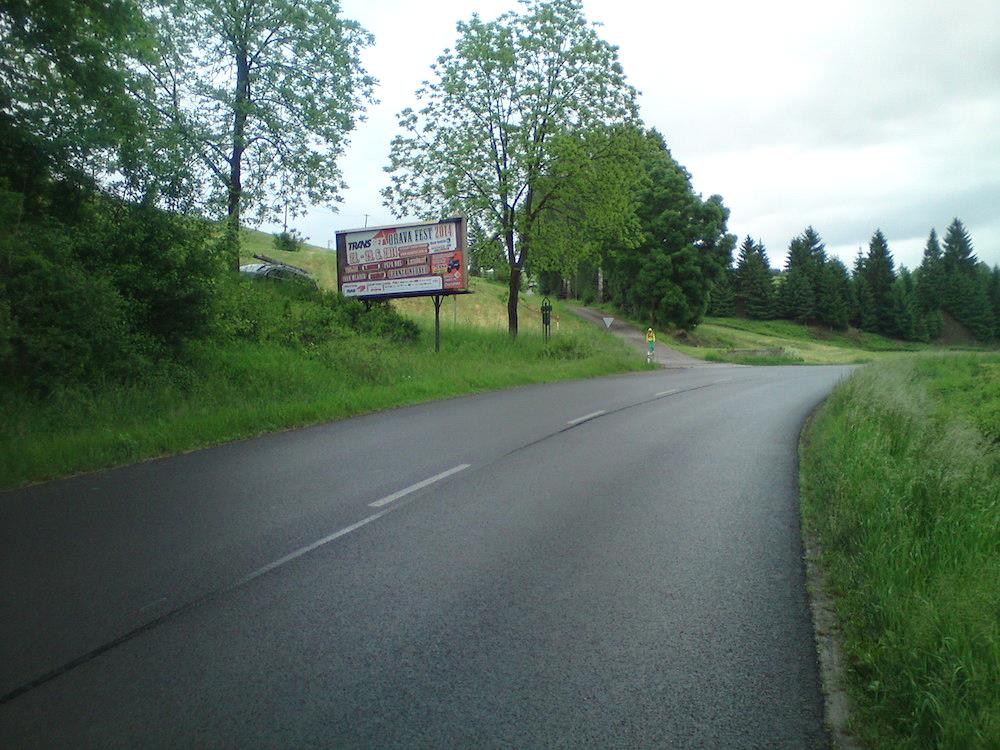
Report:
1,224,150,386
212,276,420,348
272,228,306,253
0,183,221,389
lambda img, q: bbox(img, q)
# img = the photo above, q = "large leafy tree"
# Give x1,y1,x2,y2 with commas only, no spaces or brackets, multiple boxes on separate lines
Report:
143,0,376,266
527,125,645,281
0,0,148,206
383,0,637,336
604,131,734,329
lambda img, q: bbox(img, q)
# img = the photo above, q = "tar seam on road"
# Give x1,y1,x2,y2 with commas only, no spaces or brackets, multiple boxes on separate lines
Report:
0,509,393,706
369,464,471,508
503,381,721,460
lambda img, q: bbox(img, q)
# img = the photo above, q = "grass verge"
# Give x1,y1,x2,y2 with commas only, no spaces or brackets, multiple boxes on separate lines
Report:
0,323,641,490
800,354,1000,748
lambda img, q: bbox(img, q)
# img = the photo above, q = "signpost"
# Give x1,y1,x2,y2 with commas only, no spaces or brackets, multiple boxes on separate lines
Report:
335,217,471,352
541,297,552,342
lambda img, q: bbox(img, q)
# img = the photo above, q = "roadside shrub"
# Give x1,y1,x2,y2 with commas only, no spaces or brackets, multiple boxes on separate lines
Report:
1,224,150,386
213,277,420,348
272,229,305,253
540,335,593,360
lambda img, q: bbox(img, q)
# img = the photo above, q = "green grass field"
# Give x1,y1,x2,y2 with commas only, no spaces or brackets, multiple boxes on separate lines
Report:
800,354,1000,748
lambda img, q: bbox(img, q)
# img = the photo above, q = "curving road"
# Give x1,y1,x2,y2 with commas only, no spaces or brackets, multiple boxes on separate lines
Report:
0,364,850,747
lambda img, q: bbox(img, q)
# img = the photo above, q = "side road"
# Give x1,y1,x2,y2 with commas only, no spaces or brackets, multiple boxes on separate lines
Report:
569,305,729,367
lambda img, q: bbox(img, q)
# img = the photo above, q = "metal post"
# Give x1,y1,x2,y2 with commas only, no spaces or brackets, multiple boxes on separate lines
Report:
433,294,443,352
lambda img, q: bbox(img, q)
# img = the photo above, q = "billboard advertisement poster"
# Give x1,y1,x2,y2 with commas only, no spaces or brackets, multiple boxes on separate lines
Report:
335,217,467,300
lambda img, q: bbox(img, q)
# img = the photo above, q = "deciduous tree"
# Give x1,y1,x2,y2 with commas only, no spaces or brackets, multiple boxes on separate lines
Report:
144,0,376,267
383,0,637,336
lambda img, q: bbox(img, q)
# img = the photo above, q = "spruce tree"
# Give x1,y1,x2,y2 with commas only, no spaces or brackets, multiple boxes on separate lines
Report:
816,259,850,330
915,228,944,312
708,269,737,317
890,268,924,341
915,229,945,338
989,267,1000,340
939,220,994,341
781,267,815,323
864,230,896,336
736,236,775,319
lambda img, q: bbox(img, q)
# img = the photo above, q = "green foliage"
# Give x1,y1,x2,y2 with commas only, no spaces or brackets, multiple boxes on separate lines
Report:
604,131,734,329
272,229,306,253
383,0,638,335
863,229,897,336
801,355,1000,747
0,0,149,197
212,276,419,348
816,259,851,331
707,269,737,317
735,236,775,319
779,266,815,323
145,0,376,239
0,185,219,388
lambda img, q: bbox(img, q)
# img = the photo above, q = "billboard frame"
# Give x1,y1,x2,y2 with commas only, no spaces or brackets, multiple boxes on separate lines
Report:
335,216,469,302
335,216,472,351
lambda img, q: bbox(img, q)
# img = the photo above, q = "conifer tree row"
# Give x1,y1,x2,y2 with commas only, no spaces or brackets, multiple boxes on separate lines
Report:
706,220,998,343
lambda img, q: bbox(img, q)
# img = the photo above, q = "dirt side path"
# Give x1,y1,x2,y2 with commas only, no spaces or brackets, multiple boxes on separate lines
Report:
568,306,729,368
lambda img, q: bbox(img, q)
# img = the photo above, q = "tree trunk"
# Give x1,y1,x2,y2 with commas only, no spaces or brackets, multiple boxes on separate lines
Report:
227,48,250,271
507,265,521,338
505,219,519,338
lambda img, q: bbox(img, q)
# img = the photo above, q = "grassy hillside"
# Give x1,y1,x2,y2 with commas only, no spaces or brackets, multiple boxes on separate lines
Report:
801,354,999,747
0,274,643,489
586,299,984,364
239,227,339,290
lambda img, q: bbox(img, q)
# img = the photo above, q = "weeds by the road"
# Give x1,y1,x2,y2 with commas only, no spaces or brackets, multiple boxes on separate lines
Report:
800,354,1000,748
0,279,641,490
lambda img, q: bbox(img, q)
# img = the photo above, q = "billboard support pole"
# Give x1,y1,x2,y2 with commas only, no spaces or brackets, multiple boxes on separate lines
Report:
433,294,443,352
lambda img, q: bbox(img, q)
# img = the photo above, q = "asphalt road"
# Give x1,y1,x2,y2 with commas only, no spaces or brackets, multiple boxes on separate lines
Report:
0,364,851,747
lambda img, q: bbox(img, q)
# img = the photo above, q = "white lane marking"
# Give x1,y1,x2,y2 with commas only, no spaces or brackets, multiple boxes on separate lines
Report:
369,464,471,508
656,389,678,397
714,378,732,384
567,410,606,426
235,510,388,587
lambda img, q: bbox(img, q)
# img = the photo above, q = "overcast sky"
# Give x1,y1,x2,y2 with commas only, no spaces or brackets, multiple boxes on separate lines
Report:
270,0,1000,271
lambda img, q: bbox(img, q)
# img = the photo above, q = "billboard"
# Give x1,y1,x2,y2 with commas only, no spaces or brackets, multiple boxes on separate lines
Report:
335,217,467,300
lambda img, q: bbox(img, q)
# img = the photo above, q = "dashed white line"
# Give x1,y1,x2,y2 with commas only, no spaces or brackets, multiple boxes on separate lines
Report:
656,389,678,397
235,510,389,587
369,464,471,508
567,410,606,426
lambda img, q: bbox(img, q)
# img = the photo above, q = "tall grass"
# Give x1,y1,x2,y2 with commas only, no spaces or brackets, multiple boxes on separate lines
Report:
0,288,641,489
800,354,1000,748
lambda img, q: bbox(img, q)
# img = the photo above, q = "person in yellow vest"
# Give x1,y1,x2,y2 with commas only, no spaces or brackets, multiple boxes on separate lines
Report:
646,327,655,363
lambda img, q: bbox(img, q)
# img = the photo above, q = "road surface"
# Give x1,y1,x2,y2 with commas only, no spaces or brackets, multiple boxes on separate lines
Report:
1,364,850,747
